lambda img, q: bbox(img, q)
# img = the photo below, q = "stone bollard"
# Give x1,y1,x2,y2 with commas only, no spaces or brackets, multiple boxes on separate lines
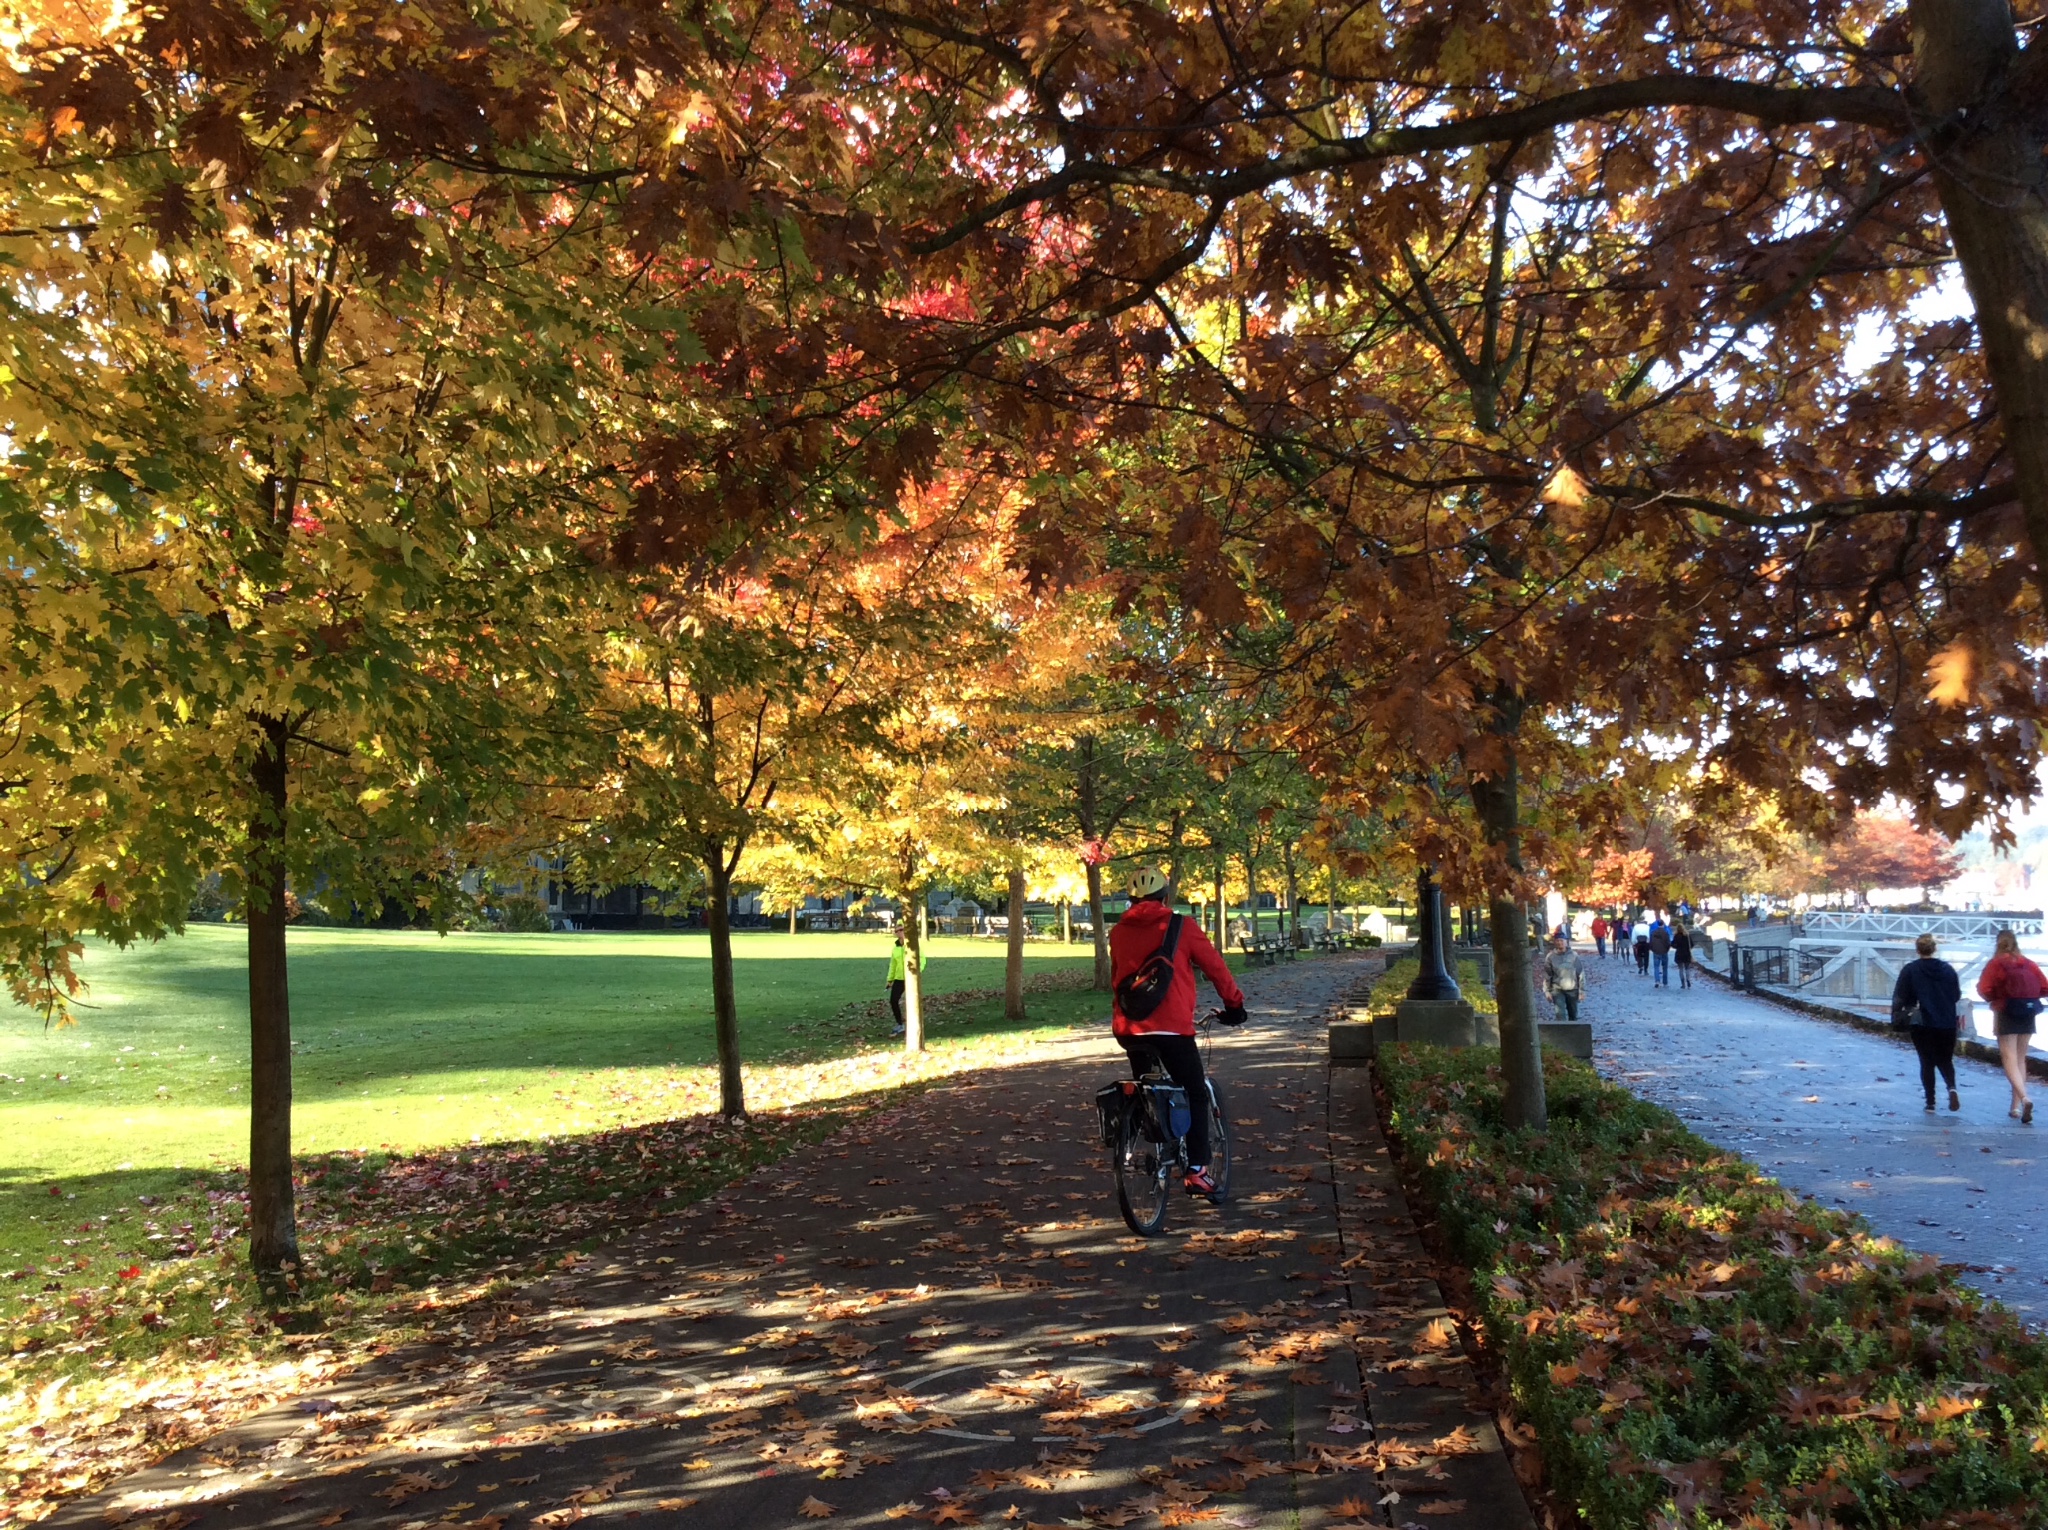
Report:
1539,1021,1593,1059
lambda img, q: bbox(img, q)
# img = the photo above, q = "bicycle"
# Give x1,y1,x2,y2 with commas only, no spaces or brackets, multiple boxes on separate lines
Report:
1095,1012,1232,1236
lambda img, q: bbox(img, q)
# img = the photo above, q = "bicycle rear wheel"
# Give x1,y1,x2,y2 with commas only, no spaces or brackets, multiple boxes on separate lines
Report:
1202,1079,1231,1203
1111,1095,1171,1236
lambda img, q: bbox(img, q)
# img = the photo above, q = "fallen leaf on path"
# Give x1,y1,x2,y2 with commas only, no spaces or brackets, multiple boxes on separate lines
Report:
1331,1500,1375,1521
374,1472,448,1504
656,1501,700,1512
1414,1500,1468,1515
799,1497,837,1518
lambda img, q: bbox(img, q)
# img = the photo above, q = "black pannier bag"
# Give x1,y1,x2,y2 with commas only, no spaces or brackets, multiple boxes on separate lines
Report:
1096,1081,1131,1145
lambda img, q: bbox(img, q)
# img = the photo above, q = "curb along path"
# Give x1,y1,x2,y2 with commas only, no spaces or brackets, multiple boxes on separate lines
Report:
47,955,1533,1530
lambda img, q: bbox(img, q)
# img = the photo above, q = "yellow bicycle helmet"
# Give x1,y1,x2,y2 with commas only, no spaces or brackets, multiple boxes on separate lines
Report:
1124,865,1169,899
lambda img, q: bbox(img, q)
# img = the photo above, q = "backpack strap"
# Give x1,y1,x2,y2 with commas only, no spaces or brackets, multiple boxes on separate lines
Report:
1159,913,1185,963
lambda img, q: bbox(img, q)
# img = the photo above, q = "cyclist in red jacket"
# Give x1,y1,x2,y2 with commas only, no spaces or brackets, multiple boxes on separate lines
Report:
1109,866,1248,1197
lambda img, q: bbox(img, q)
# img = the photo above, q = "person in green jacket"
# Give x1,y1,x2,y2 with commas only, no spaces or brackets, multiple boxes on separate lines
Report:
887,935,914,1034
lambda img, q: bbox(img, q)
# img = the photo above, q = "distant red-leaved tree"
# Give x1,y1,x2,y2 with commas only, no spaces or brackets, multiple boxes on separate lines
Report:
1822,816,1964,903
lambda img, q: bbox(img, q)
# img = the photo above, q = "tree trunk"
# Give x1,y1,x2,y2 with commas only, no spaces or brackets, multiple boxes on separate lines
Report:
1913,2,2048,605
789,905,798,935
1165,810,1186,898
1085,860,1111,991
1327,858,1340,933
246,714,299,1274
1005,866,1028,1020
1062,900,1071,944
1468,751,1548,1133
1213,858,1226,947
1243,846,1258,941
902,889,926,1051
705,847,747,1119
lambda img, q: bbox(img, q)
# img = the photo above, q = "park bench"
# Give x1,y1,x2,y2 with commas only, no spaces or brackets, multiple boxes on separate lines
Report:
1311,930,1379,952
1239,933,1298,966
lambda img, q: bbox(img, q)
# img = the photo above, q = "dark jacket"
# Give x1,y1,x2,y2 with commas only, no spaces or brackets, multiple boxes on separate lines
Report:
1892,957,1962,1030
1672,927,1694,962
1648,922,1671,954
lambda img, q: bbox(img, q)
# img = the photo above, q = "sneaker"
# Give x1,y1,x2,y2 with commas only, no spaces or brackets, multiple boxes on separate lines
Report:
1183,1166,1219,1199
1950,1089,1962,1112
2026,1101,2035,1125
1925,1099,1937,1112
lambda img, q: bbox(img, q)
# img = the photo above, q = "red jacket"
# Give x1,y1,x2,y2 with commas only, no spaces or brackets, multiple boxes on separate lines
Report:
1978,951,2046,1004
1109,900,1245,1039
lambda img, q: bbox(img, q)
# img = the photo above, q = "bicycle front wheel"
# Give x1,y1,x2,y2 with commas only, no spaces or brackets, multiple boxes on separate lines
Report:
1203,1079,1231,1203
1111,1096,1171,1236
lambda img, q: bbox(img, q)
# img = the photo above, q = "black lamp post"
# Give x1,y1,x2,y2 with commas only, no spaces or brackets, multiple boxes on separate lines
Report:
1404,867,1463,1002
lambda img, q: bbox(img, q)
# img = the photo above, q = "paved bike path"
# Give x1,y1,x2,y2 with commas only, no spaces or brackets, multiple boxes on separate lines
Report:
51,956,1530,1530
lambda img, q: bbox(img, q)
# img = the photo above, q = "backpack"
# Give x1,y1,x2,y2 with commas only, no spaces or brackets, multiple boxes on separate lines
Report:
1115,914,1186,1023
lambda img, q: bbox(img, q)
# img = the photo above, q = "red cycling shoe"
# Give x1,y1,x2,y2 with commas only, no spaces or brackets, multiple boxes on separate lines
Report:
1183,1167,1219,1199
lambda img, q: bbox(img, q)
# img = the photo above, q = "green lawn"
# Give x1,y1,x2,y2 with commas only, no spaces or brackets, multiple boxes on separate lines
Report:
0,925,1102,1189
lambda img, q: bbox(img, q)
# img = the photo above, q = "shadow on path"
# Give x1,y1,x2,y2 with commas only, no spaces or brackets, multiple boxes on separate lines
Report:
45,957,1528,1530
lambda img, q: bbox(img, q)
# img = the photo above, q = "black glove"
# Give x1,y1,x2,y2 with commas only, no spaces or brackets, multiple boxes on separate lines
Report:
1219,1003,1249,1028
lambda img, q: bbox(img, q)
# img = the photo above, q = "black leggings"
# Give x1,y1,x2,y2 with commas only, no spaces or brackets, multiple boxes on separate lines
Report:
1122,1034,1210,1166
1910,1025,1958,1101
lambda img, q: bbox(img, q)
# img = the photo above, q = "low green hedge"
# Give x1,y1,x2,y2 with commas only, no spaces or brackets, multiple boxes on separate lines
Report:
1369,957,1499,1017
1378,1045,2048,1529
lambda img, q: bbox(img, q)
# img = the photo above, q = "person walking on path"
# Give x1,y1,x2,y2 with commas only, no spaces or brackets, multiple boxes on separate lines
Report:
1893,933,1965,1113
1591,914,1609,958
1976,929,2044,1123
1615,915,1633,960
1648,917,1672,987
1634,927,1651,975
1543,934,1586,1024
1672,922,1695,988
1109,865,1248,1197
886,934,914,1034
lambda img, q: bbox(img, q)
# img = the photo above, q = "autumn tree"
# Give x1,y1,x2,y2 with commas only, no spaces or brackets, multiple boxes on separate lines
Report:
1822,814,1966,903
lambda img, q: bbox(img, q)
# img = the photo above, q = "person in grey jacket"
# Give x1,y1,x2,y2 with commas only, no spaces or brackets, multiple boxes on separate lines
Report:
1892,933,1965,1112
1543,935,1586,1024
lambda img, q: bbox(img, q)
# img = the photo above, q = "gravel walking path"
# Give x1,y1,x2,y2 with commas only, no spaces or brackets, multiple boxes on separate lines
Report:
1580,951,2048,1325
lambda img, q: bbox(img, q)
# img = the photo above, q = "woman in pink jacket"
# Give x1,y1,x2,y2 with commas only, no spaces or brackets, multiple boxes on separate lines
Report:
1976,930,2045,1123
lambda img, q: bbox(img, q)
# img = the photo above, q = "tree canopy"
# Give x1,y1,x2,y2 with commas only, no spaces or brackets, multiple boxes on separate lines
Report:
5,0,2046,1252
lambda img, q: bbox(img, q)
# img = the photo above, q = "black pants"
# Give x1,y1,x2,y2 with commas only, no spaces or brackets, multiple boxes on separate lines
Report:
888,979,905,1027
1122,1034,1210,1166
1910,1026,1958,1102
